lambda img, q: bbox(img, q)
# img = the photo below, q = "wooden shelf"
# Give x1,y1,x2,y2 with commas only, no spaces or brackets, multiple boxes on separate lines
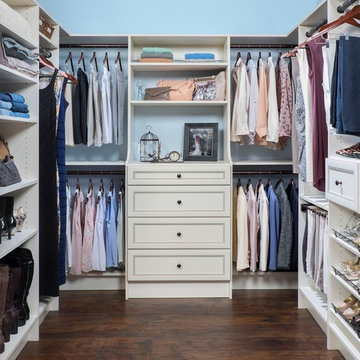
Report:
0,115,36,125
300,195,329,211
39,32,57,50
131,100,227,107
0,23,37,50
0,64,37,84
0,179,37,196
0,229,37,258
131,61,227,71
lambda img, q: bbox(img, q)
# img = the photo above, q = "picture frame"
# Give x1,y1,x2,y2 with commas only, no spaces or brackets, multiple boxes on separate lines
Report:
183,123,218,161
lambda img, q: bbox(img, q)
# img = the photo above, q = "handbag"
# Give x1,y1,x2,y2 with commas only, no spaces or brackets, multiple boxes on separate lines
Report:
144,86,170,101
157,80,195,101
192,71,226,101
0,139,21,187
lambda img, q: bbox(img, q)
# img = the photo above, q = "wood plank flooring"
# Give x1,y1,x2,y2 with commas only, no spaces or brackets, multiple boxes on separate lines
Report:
18,290,344,360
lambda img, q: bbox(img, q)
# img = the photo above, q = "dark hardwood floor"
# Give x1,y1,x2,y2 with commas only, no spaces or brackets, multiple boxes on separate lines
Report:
18,290,344,360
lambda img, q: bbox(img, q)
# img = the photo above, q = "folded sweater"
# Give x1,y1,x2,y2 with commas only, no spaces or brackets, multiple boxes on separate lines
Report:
141,52,173,59
142,47,172,54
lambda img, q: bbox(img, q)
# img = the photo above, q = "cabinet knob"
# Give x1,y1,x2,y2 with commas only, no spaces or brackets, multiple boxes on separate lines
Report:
177,264,182,269
177,174,182,179
177,200,182,205
335,180,343,186
177,232,182,237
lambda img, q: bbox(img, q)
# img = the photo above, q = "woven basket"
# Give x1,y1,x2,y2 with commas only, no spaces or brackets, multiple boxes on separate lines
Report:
39,15,55,40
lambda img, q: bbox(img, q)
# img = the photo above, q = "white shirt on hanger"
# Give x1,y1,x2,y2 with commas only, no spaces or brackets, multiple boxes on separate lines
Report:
247,59,258,145
101,65,113,144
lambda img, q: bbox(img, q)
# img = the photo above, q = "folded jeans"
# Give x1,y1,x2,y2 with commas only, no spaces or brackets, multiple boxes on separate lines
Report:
0,100,12,110
0,93,25,103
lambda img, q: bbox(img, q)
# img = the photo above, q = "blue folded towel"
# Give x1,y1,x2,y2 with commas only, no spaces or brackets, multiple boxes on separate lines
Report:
0,100,12,110
0,93,25,103
0,93,11,102
184,53,215,60
12,102,29,113
0,108,30,118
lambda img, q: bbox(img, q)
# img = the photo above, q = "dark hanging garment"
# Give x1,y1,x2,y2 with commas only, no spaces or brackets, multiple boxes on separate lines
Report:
73,68,88,144
39,70,59,297
286,182,298,271
330,41,339,129
57,79,68,286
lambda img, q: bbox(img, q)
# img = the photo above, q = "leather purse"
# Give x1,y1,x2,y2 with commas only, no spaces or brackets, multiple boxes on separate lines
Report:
193,71,226,101
144,86,170,101
0,139,21,187
157,80,195,101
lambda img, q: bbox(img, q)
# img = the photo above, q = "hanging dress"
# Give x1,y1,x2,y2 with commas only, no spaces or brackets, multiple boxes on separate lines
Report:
39,69,59,297
81,188,95,273
92,190,106,271
106,189,118,268
70,189,84,275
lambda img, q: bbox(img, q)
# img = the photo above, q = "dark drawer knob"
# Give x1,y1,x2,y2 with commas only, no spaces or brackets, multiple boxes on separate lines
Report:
177,174,182,179
335,180,343,186
177,232,182,237
177,264,182,269
177,200,182,205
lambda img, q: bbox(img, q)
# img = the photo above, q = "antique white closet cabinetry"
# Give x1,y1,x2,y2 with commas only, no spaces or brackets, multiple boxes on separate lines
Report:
126,36,232,298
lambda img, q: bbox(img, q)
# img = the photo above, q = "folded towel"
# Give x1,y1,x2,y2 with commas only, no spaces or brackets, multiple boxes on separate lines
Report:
0,93,11,102
7,57,39,77
185,53,215,60
13,111,30,118
139,58,173,63
141,52,173,59
0,108,30,118
12,102,29,113
0,100,12,110
6,93,25,103
142,47,172,54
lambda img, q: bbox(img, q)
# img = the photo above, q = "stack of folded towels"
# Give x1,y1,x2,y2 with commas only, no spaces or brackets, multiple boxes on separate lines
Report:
140,47,173,63
184,53,215,61
1,35,38,77
0,93,30,118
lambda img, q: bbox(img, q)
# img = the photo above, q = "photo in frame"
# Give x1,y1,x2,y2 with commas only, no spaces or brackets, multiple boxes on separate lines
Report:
183,123,218,161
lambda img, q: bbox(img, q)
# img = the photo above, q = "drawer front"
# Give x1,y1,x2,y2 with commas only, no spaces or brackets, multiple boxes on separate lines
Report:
128,218,230,249
127,164,231,185
127,185,230,217
128,249,231,281
326,158,359,211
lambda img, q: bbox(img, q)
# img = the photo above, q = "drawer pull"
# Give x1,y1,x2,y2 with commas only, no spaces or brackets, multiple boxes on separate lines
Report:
177,264,182,269
177,200,182,205
177,232,182,237
177,174,182,179
335,180,343,186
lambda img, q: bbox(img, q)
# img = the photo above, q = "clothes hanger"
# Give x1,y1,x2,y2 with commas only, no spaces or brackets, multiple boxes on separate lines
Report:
90,51,98,72
235,51,241,66
97,179,104,203
115,51,123,71
103,51,110,71
246,51,252,65
117,179,124,203
39,55,78,84
78,51,86,72
65,51,74,74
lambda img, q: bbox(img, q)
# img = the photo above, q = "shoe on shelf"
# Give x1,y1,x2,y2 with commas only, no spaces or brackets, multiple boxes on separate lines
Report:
343,301,360,320
13,207,26,232
336,295,358,312
336,142,360,158
341,259,359,273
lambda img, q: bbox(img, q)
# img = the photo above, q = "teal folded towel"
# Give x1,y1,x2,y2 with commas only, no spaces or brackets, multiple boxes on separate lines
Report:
142,47,172,54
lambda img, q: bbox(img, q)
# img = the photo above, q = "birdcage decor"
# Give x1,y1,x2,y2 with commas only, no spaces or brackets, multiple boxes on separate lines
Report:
139,126,160,162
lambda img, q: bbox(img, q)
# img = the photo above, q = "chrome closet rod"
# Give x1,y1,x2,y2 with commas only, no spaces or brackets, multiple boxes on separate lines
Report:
337,0,357,13
233,170,294,175
305,18,327,38
230,44,296,49
60,44,128,48
66,170,125,176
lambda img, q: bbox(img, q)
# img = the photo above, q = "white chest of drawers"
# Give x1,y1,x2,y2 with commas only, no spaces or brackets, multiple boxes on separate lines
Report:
126,163,232,299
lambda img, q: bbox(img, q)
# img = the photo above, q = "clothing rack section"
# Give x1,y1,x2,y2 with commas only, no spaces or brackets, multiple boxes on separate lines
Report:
60,44,128,48
233,172,298,274
64,175,125,278
230,44,297,49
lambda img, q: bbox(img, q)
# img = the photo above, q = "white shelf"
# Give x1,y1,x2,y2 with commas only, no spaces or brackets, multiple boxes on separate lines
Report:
0,229,37,258
0,314,37,360
130,61,227,71
68,271,125,278
0,179,37,196
66,161,125,166
0,23,37,50
0,115,36,125
331,270,360,301
299,286,328,330
0,64,38,84
300,195,329,211
131,100,227,107
232,160,293,166
39,32,57,50
331,233,360,258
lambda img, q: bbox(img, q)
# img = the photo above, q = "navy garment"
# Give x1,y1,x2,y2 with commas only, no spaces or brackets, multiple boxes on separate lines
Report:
286,182,298,271
330,41,339,129
57,79,68,286
73,68,88,144
267,185,280,271
336,36,360,135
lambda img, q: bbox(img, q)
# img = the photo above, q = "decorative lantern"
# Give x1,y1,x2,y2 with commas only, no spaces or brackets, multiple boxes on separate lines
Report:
140,126,160,162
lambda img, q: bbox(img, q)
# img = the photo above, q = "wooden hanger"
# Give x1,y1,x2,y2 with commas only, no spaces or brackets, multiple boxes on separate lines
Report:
115,51,123,71
78,51,86,72
97,179,104,203
65,51,74,74
103,51,110,71
90,51,98,72
39,55,78,84
235,51,241,65
246,51,252,65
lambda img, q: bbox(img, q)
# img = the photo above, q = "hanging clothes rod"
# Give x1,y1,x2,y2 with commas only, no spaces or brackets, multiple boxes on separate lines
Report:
337,0,358,13
67,170,125,176
60,44,128,49
230,44,296,49
306,18,328,37
233,170,294,175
